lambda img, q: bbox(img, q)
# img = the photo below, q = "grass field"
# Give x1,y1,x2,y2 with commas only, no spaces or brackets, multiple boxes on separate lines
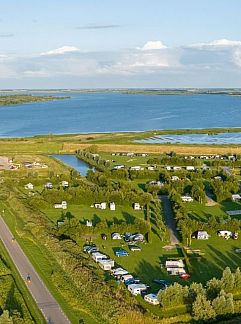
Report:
42,204,145,224
0,201,97,324
0,240,45,323
190,236,241,282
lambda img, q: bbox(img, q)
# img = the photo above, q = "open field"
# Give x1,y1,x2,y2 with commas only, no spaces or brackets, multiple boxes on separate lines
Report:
61,143,241,155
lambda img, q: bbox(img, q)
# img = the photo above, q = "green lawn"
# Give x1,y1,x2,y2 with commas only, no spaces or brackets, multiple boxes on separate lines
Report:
190,236,241,282
42,204,146,224
188,201,227,222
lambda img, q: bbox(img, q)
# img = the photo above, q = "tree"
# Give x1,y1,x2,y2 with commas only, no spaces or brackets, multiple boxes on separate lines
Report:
212,290,234,316
207,277,222,300
221,267,234,293
157,283,188,307
234,267,241,292
192,294,216,321
188,282,206,303
0,311,13,324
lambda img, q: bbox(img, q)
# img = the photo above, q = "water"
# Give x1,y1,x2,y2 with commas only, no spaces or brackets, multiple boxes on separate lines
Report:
51,154,91,176
137,132,241,145
1,92,241,138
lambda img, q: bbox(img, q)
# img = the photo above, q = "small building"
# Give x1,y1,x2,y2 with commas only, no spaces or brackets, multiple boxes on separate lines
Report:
165,166,172,171
197,231,209,240
111,232,122,240
61,181,69,188
86,220,93,227
25,183,34,190
128,284,147,296
92,252,108,263
110,202,116,211
54,201,67,209
218,230,233,239
173,166,182,171
144,294,160,305
214,176,222,181
133,203,142,210
130,166,143,171
113,165,125,170
94,202,107,210
131,233,144,242
147,166,156,171
186,166,195,171
232,194,241,202
181,196,193,203
45,182,53,189
148,181,164,187
166,267,186,275
171,176,179,181
98,259,115,271
165,260,185,269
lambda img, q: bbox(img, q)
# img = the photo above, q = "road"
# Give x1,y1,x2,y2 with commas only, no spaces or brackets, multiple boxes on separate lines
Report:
0,216,71,324
160,195,179,246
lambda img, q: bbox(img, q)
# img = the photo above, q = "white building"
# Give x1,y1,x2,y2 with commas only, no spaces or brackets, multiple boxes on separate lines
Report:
165,166,172,171
110,202,116,211
98,259,115,270
197,231,209,240
186,166,195,171
92,252,108,263
173,166,182,171
25,183,34,190
133,203,142,210
144,294,160,305
54,201,67,209
94,202,107,210
181,196,194,202
232,194,241,202
130,166,143,171
171,176,179,181
218,230,233,239
111,232,122,240
128,284,147,296
165,260,185,269
61,181,69,188
113,165,125,170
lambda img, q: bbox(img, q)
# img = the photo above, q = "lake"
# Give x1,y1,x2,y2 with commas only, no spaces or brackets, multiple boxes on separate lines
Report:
51,154,91,176
1,92,241,139
137,132,241,145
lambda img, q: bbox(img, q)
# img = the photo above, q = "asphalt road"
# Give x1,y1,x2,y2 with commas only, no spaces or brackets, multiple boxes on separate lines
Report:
160,195,179,246
0,216,71,324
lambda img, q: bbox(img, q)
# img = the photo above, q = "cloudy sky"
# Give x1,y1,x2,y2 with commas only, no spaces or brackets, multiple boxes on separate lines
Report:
0,0,241,88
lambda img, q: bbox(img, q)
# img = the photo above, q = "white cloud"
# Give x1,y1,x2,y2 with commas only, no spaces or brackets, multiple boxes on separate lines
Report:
190,38,241,49
139,40,167,51
40,46,80,56
233,49,241,67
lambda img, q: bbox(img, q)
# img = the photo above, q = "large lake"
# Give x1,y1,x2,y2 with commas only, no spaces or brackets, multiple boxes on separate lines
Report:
1,92,241,138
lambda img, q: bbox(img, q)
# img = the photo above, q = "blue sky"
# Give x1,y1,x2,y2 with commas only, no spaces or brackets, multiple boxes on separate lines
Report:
0,0,241,88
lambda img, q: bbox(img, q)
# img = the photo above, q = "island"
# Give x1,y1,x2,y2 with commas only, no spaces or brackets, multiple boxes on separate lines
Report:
0,94,70,106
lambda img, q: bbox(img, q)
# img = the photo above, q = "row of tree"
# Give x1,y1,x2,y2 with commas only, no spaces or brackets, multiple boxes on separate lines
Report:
158,267,241,321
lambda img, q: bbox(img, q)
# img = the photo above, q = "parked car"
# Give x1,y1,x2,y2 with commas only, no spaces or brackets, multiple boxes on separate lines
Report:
153,279,170,289
129,245,141,252
115,249,129,257
179,273,191,279
83,245,96,252
124,278,140,286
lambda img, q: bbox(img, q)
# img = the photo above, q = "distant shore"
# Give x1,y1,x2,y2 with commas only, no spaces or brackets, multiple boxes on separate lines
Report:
0,94,70,106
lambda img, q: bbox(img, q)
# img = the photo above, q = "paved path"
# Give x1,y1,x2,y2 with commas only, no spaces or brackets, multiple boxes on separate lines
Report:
0,216,71,324
160,195,179,246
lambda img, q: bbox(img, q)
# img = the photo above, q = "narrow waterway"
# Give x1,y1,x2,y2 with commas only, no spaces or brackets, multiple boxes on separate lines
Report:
51,154,92,176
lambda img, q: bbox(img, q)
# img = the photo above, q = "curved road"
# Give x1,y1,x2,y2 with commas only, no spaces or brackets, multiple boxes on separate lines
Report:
0,216,70,324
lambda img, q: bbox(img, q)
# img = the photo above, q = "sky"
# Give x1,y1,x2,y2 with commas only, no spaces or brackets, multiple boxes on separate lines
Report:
0,0,241,88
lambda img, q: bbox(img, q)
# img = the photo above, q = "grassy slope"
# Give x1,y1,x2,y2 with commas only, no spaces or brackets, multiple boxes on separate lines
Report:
0,241,45,323
0,201,97,324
